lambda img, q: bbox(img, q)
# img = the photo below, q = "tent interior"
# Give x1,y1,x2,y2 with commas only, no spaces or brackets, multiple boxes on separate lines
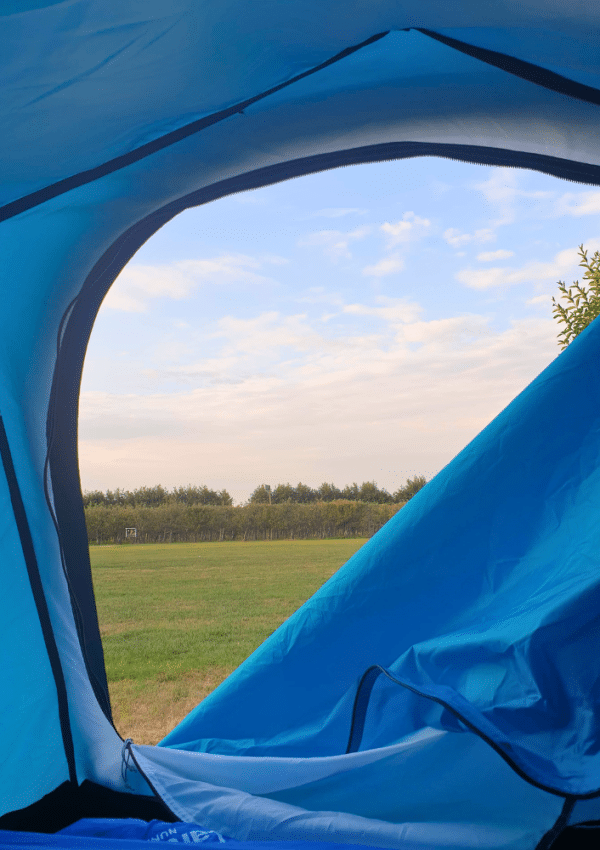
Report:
2,2,600,849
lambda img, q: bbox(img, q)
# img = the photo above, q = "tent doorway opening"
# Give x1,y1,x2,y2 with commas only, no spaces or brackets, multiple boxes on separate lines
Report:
80,155,582,745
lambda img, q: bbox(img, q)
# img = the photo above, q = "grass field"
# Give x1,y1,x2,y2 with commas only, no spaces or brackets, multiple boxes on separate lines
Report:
90,538,366,745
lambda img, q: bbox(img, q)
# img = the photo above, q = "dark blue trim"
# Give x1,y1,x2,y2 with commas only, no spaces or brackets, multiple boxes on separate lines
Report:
536,797,576,850
417,29,600,107
346,665,381,754
45,296,113,723
0,30,389,223
0,415,76,784
345,665,594,800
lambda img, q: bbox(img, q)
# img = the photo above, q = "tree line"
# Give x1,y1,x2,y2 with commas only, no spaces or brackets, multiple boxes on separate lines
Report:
82,476,427,510
83,484,233,508
82,477,428,544
248,476,426,505
85,500,405,544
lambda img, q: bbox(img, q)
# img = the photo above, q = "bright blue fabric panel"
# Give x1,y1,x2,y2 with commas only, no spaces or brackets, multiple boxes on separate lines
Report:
162,316,600,797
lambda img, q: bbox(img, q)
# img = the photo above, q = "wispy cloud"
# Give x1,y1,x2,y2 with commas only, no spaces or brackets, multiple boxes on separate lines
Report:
342,297,422,326
79,303,558,503
380,212,430,247
103,254,285,312
362,253,405,277
473,167,553,225
477,249,515,262
444,227,495,249
526,294,553,309
552,190,600,217
297,225,372,262
455,246,589,291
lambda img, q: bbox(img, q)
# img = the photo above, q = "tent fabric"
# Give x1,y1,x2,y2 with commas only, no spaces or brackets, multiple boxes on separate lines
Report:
2,2,600,848
56,818,227,842
141,313,600,848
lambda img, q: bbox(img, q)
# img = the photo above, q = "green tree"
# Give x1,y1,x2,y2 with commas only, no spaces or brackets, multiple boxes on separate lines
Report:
552,245,600,349
249,484,271,504
132,485,167,507
316,482,342,502
341,482,360,501
294,482,316,503
358,481,392,504
393,475,427,502
82,489,106,508
272,483,295,503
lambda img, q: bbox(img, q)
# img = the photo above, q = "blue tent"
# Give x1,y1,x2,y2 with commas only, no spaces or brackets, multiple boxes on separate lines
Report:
1,3,600,848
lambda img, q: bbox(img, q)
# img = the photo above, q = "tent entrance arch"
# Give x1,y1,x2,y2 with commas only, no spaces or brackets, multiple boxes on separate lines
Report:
3,7,600,848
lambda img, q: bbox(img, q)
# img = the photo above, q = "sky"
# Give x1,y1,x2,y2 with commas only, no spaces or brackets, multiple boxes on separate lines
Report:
78,157,600,505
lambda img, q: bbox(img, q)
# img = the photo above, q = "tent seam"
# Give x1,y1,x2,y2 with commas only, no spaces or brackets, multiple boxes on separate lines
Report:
417,28,600,107
44,294,114,725
346,665,599,800
535,796,575,850
0,30,389,224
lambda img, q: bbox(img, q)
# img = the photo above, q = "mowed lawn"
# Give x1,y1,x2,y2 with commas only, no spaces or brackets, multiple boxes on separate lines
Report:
90,539,366,745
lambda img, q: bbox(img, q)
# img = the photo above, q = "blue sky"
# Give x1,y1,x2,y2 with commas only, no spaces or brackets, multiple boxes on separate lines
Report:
79,158,600,504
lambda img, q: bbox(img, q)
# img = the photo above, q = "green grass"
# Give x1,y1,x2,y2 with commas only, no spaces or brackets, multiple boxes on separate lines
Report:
90,539,366,743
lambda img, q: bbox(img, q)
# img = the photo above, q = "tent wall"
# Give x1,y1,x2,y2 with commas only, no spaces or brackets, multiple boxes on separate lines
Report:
3,1,600,843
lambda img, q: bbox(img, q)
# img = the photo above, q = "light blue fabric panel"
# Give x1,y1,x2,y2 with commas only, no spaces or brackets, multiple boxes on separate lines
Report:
162,316,600,797
0,198,156,799
134,731,563,849
0,436,68,816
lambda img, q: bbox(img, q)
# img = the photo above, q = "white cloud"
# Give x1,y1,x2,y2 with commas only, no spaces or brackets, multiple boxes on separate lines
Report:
210,311,317,356
474,168,521,207
342,297,422,326
297,226,372,261
103,264,193,312
444,227,495,249
455,245,595,291
472,168,554,226
552,191,600,217
526,294,553,308
103,254,284,312
380,212,430,247
477,249,515,262
362,253,405,277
